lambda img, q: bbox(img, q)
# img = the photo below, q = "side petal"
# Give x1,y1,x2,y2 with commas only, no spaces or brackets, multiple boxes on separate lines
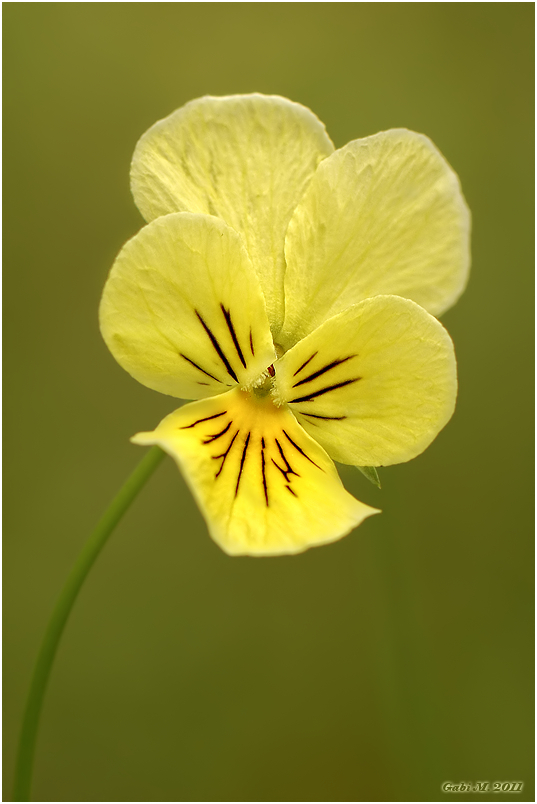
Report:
275,296,457,467
132,389,378,556
280,129,470,349
130,94,334,334
100,213,275,399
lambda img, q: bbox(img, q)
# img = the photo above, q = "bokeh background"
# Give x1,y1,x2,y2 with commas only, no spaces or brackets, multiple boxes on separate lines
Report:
4,4,534,802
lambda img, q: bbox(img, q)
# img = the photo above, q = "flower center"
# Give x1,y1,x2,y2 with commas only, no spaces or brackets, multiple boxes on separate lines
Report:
250,364,277,400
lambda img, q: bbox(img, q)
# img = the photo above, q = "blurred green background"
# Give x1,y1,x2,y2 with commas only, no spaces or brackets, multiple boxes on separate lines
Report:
4,4,534,802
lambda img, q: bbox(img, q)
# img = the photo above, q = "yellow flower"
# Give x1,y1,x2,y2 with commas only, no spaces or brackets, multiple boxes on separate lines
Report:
99,94,470,556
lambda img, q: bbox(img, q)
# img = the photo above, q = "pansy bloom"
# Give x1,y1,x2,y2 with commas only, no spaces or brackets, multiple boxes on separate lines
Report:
100,94,470,556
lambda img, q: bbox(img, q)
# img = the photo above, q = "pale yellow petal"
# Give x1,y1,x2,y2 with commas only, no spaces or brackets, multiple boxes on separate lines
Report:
133,389,378,556
275,296,457,467
100,213,275,399
280,129,470,349
130,94,334,334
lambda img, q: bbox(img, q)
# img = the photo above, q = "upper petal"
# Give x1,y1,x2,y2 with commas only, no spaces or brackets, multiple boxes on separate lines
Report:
130,94,335,335
132,389,378,556
280,129,470,349
99,213,275,399
275,295,457,467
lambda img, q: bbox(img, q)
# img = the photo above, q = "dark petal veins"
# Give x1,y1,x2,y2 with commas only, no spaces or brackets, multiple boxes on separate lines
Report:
298,412,347,421
282,429,323,470
213,429,239,478
203,422,232,443
261,440,269,506
180,411,227,429
195,309,238,383
293,351,318,377
235,432,251,497
179,352,222,383
289,377,361,404
292,356,356,388
221,304,247,368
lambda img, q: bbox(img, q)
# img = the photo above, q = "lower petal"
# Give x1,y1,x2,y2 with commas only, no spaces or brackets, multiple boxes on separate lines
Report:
132,388,378,556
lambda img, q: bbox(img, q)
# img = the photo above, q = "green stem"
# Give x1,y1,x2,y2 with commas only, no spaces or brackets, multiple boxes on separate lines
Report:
13,445,165,802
